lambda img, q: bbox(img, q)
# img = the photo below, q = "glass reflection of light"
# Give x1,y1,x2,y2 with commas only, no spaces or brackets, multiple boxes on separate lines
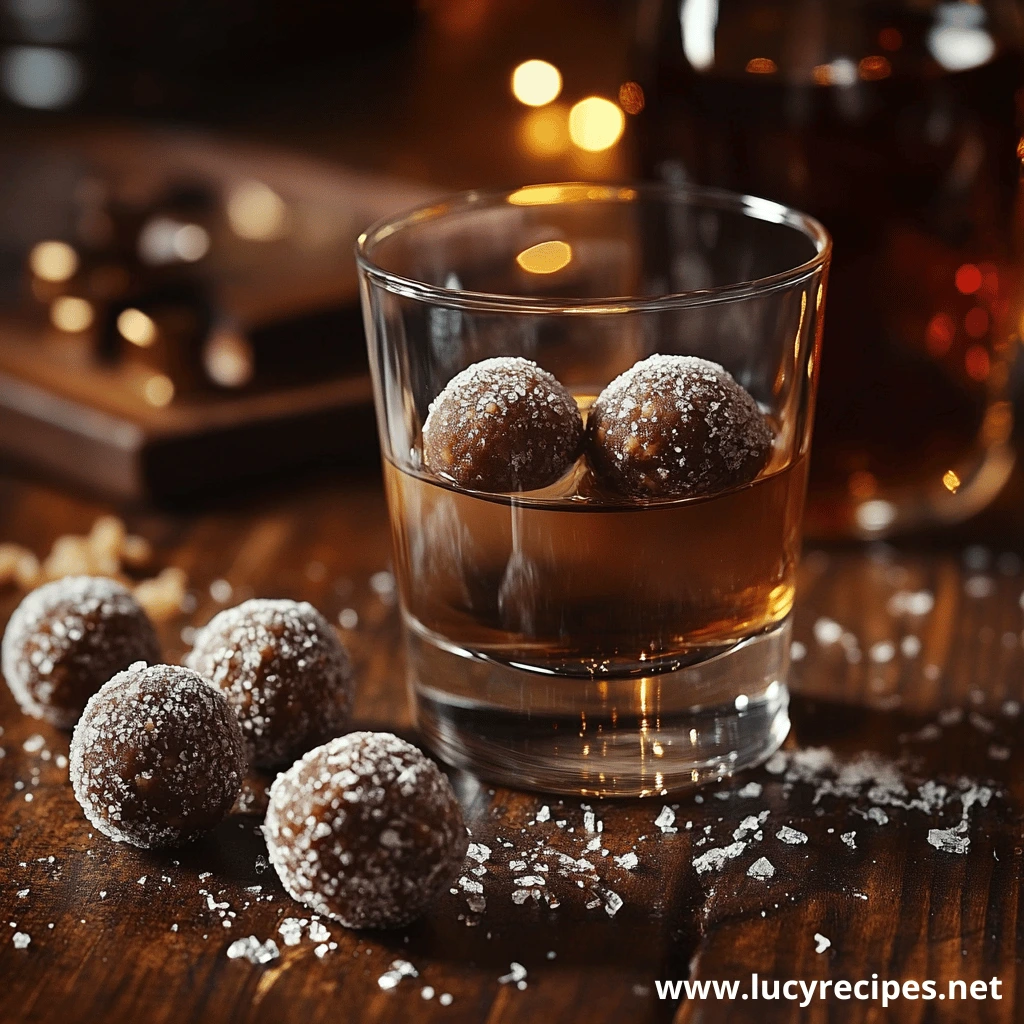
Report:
745,57,777,74
0,44,81,108
29,240,77,282
138,217,210,265
568,97,625,152
943,469,961,493
226,181,289,241
117,308,157,347
515,240,572,275
50,295,91,331
510,59,562,107
928,3,995,72
679,0,718,72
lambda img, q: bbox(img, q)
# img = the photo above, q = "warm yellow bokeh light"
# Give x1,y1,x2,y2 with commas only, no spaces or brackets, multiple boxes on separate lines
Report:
942,469,961,493
511,59,562,107
117,308,157,347
226,181,289,241
50,296,93,332
30,240,78,282
518,105,569,157
144,373,175,408
516,240,573,275
568,97,625,152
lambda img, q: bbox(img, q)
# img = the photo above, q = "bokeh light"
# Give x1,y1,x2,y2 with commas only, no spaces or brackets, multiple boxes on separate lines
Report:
518,104,569,157
143,373,175,407
955,263,982,294
858,55,891,80
117,308,157,347
568,97,625,152
511,59,562,107
50,295,92,332
29,240,78,282
227,181,289,241
745,57,777,74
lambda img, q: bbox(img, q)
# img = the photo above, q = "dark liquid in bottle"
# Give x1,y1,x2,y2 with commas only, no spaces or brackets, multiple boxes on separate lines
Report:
636,7,1023,534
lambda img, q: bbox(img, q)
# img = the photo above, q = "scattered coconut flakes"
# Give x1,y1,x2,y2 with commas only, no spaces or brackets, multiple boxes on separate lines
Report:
314,943,330,958
814,933,831,954
515,875,545,887
12,932,30,949
439,993,453,1006
22,734,45,753
737,781,762,798
278,918,305,946
603,889,623,917
421,986,435,1000
466,842,491,864
614,852,639,870
498,962,527,986
865,807,889,825
747,856,775,880
535,805,550,823
693,841,747,874
776,826,808,845
928,828,970,855
841,831,857,850
655,806,677,833
226,936,279,964
378,959,418,990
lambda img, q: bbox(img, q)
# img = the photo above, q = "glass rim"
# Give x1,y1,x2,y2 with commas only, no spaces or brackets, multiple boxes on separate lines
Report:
355,181,832,314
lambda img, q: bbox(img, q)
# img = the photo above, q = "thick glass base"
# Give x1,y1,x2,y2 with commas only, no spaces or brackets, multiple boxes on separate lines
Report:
407,619,791,798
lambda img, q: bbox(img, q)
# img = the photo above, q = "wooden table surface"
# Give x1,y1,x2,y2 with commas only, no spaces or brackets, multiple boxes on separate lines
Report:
2,465,1024,1024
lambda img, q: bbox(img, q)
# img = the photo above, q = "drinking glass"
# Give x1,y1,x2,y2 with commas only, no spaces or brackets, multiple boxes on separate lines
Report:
357,183,830,796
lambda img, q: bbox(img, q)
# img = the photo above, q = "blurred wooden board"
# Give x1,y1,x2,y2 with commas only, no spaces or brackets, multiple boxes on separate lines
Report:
1,470,1024,1022
0,128,431,501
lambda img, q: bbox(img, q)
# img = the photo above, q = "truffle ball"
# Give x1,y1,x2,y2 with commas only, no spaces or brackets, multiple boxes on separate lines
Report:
2,575,161,727
587,354,773,499
422,357,583,492
70,662,246,848
264,731,468,929
185,599,353,768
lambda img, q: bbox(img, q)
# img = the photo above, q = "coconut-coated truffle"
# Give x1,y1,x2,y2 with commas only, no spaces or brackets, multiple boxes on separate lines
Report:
69,662,245,848
2,576,160,727
587,354,773,499
422,357,583,492
264,731,468,929
185,598,354,768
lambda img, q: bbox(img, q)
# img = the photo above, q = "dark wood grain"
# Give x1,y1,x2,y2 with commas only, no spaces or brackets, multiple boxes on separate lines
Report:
2,468,1024,1024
